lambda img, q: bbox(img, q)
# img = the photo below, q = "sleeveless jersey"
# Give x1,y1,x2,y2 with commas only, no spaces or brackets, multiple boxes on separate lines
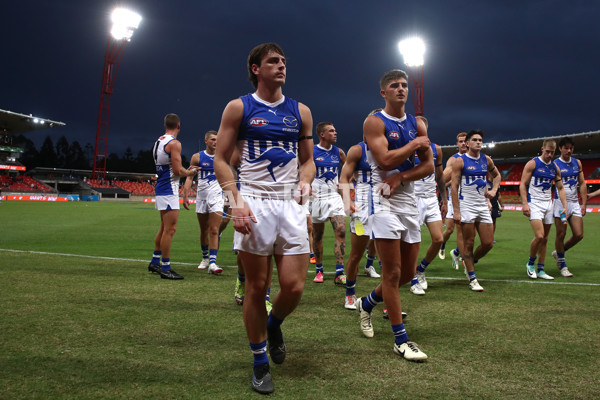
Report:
414,143,438,198
195,151,221,200
238,93,302,197
313,144,342,198
458,153,488,204
367,110,418,212
527,157,557,202
554,157,580,202
153,134,179,196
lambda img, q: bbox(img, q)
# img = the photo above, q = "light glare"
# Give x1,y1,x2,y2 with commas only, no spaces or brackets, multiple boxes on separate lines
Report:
110,8,142,41
398,37,426,67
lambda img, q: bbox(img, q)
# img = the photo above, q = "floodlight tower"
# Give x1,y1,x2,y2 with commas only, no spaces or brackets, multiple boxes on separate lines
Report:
92,8,141,179
398,37,425,116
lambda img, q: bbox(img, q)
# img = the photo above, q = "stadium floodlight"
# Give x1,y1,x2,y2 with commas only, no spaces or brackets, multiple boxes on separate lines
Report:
398,38,425,67
92,7,141,179
398,37,425,116
110,8,142,41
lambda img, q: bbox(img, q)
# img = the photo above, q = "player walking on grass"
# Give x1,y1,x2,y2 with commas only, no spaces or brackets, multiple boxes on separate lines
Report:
552,137,587,277
214,43,315,394
440,132,468,269
311,122,347,285
355,69,433,362
339,137,380,310
409,116,447,295
520,139,568,280
450,129,500,292
183,130,224,275
148,113,198,280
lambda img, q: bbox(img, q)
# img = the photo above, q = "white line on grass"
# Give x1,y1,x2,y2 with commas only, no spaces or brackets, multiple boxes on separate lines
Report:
2,248,599,287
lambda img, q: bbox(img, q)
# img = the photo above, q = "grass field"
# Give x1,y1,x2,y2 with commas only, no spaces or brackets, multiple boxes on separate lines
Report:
1,201,599,399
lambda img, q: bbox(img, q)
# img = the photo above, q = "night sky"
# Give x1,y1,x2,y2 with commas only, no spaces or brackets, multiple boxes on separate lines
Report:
3,0,599,160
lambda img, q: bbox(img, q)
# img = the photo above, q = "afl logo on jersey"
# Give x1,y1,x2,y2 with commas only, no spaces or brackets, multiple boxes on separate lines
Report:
467,166,476,171
538,168,546,173
283,116,298,127
316,157,324,161
202,162,210,167
561,168,568,173
249,118,268,127
389,131,400,139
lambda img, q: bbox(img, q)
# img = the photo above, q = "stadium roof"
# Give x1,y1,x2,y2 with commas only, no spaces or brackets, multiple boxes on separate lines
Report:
0,108,65,134
441,130,600,163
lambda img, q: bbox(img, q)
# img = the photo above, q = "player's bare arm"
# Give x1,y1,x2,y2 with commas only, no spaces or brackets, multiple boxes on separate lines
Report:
363,115,429,171
214,99,256,233
485,157,501,199
519,160,535,217
577,159,587,215
451,156,464,222
297,102,315,203
339,144,361,215
183,152,201,210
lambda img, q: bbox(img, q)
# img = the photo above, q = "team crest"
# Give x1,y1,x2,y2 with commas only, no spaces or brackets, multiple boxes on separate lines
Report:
409,129,417,139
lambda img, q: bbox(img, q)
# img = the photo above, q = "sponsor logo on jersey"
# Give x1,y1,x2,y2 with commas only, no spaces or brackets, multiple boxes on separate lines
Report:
283,116,298,127
249,118,268,127
389,131,399,139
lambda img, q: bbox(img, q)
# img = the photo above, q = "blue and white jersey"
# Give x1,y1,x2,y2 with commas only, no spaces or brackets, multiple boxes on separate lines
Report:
458,153,488,203
527,157,557,202
367,110,418,213
153,134,179,196
414,143,438,198
554,157,580,202
313,144,342,198
195,151,221,200
238,93,302,197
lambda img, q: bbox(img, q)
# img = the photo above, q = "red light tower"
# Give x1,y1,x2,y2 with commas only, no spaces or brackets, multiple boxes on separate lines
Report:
92,8,141,179
398,37,425,117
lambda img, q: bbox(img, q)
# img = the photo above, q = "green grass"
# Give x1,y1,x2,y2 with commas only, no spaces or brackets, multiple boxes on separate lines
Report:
1,201,599,399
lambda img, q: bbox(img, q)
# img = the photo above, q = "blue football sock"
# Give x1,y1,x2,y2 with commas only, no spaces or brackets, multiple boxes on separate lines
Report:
346,280,356,296
201,245,209,259
468,271,476,281
528,256,536,266
249,341,269,366
362,290,383,313
161,257,171,272
392,323,409,345
151,250,161,265
417,258,429,273
335,264,344,276
267,312,283,331
209,249,218,265
365,256,375,268
238,272,245,282
316,264,323,273
440,241,446,250
266,287,271,302
537,263,545,272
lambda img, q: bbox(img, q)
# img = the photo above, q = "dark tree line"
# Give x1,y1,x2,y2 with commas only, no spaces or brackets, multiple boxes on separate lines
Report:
12,135,177,173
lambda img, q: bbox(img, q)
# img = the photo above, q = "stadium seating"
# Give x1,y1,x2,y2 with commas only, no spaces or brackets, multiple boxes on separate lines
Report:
1,175,54,193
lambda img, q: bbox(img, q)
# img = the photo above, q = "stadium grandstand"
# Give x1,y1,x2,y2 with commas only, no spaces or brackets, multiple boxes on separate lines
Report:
441,130,600,206
2,106,599,206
